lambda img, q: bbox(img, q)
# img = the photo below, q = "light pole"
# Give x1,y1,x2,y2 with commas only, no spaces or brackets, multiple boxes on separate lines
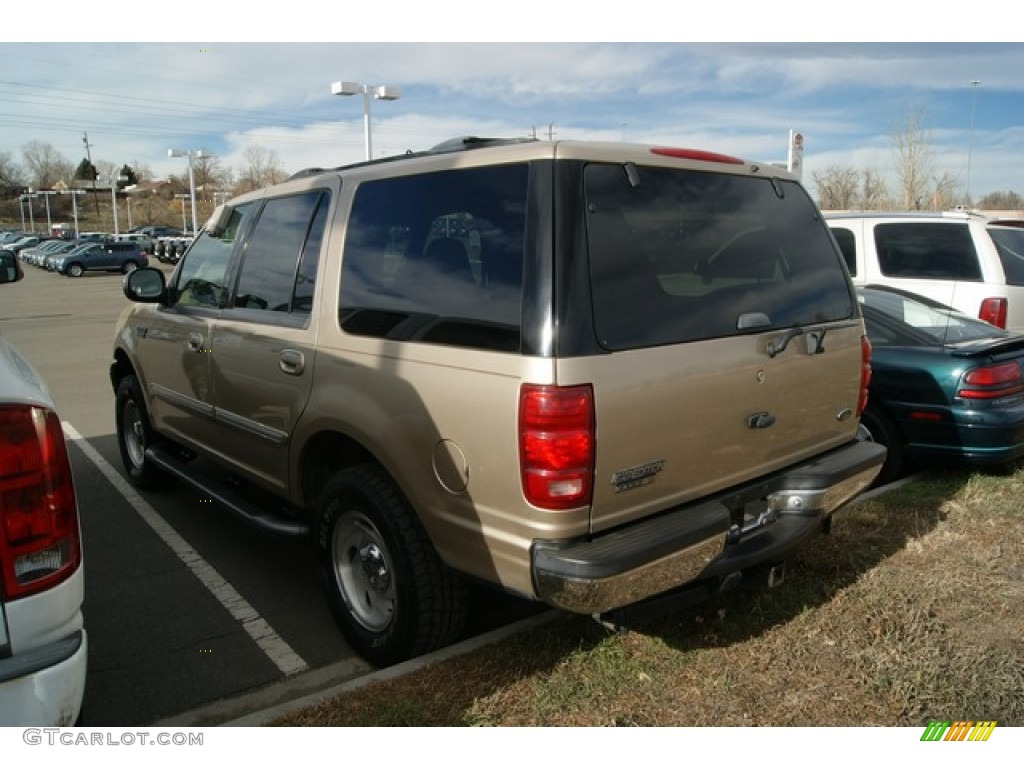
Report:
109,173,128,235
64,190,85,239
168,148,209,234
39,190,57,234
124,186,136,231
23,191,36,233
330,81,401,160
174,193,190,232
966,79,981,207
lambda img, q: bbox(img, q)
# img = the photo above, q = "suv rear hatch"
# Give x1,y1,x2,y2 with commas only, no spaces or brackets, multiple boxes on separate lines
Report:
561,158,863,534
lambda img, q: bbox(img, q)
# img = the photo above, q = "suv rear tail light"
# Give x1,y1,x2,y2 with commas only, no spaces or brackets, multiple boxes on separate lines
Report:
979,298,1007,329
957,361,1024,400
858,335,872,417
519,384,595,510
0,405,81,600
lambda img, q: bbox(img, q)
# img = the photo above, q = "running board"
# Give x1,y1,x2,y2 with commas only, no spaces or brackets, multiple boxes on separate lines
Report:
145,445,310,537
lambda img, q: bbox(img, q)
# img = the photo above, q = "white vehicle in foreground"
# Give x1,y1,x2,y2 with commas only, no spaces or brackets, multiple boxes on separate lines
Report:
0,251,87,726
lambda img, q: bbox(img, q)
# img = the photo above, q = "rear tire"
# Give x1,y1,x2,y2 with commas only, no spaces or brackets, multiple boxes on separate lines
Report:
317,464,469,667
859,405,906,486
122,260,138,274
115,374,172,490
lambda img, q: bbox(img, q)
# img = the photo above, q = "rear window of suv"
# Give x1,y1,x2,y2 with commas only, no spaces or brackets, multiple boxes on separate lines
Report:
873,222,982,281
338,164,528,352
989,226,1024,286
584,164,854,349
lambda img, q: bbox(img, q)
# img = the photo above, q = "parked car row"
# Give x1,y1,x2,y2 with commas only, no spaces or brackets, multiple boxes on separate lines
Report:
17,238,149,276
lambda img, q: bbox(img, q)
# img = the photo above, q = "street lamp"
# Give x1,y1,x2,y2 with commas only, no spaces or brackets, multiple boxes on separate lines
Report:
330,81,401,160
109,173,128,235
124,185,137,231
63,189,86,239
39,190,57,234
21,191,37,233
168,148,209,235
174,193,190,232
965,79,981,207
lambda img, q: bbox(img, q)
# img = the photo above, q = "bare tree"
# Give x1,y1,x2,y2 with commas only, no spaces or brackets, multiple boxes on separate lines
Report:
192,153,231,194
20,141,73,190
130,161,155,184
94,160,119,184
234,146,287,194
813,165,860,210
0,151,25,191
979,191,1024,210
814,166,893,211
930,171,959,211
860,169,891,210
890,102,934,210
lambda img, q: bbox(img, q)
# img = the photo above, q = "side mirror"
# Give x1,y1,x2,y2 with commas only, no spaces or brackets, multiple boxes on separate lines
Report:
0,250,23,284
122,266,167,303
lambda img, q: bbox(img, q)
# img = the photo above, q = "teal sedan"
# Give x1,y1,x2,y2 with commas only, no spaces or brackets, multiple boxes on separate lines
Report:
859,285,1024,485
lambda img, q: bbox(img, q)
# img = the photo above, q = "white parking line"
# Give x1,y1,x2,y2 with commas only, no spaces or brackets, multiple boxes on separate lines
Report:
63,422,310,677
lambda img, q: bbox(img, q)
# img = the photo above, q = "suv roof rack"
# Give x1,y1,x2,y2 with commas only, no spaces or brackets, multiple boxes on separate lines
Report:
288,136,538,181
427,136,537,153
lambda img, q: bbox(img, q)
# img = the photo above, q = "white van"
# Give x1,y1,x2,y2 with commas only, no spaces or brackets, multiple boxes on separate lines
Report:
826,211,1024,333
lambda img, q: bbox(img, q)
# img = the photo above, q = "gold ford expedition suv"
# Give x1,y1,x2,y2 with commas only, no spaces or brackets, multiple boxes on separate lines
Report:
111,137,885,666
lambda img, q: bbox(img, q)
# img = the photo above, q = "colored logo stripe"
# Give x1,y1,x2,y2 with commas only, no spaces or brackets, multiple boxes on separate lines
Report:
921,720,996,742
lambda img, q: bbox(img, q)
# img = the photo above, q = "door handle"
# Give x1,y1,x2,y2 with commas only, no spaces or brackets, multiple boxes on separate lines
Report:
187,333,205,353
279,349,305,376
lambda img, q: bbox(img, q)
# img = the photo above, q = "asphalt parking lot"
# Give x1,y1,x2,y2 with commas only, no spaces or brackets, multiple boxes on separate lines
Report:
0,262,538,726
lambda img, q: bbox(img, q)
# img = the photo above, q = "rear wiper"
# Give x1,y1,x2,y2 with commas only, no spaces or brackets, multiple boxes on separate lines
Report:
766,327,827,357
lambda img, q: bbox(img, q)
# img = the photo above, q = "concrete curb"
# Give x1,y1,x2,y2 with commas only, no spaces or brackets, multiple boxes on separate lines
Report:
155,610,561,727
222,611,562,726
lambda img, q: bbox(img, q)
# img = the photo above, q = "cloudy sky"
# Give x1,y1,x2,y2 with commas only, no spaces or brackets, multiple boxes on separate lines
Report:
2,30,1022,203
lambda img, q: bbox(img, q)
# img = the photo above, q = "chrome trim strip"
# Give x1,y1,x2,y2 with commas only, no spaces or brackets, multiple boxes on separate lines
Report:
151,383,214,419
215,408,289,445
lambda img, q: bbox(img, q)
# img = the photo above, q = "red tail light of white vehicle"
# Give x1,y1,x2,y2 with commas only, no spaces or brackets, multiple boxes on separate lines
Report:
0,405,81,601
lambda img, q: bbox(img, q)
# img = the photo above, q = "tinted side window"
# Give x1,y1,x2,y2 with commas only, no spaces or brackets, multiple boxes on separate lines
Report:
233,191,328,315
172,204,254,308
830,226,857,276
989,227,1024,286
874,222,981,281
339,164,527,352
585,164,853,349
292,194,329,314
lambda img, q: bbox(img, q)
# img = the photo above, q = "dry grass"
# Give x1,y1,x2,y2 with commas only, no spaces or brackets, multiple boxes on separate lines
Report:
273,466,1024,727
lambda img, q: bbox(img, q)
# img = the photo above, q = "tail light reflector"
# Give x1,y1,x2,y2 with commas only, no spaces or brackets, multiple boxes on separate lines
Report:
0,405,81,600
858,335,872,417
957,361,1024,400
979,298,1007,329
519,384,594,510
